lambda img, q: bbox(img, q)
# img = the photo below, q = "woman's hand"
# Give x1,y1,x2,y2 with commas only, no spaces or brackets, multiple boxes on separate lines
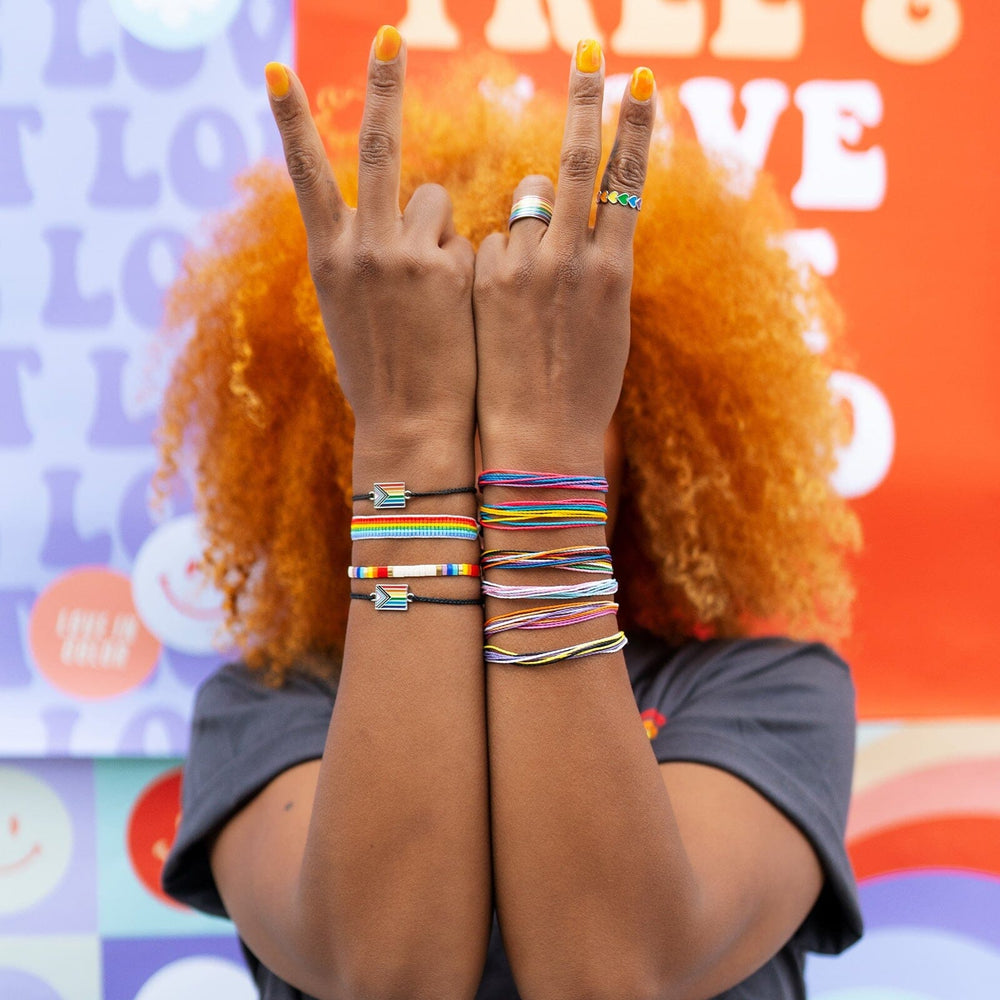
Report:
473,41,656,471
265,30,476,446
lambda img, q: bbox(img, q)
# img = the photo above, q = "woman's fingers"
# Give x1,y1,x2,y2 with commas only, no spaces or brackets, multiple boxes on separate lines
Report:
266,62,346,250
356,25,407,234
594,67,656,249
549,39,605,241
403,183,457,244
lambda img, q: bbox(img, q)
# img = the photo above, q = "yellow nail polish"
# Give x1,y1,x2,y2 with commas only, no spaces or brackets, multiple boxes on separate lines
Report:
630,66,654,102
264,61,290,98
576,39,602,74
375,24,402,62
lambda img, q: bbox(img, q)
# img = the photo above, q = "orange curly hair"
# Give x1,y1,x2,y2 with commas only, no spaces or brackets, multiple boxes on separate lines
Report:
156,62,860,685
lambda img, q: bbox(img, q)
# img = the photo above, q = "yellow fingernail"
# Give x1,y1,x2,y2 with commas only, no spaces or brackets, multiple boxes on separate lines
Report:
630,66,654,102
576,39,602,74
264,61,290,98
375,24,402,62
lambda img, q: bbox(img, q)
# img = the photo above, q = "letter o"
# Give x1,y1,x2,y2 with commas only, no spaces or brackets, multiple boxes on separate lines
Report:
862,0,962,64
829,371,896,499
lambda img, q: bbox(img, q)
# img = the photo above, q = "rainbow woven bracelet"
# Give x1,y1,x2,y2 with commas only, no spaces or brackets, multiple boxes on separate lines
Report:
478,470,609,492
479,500,607,530
481,546,612,573
350,514,480,541
348,563,480,579
484,630,628,665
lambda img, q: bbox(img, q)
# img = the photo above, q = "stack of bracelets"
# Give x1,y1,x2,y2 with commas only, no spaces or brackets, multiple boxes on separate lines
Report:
477,469,627,666
348,482,482,610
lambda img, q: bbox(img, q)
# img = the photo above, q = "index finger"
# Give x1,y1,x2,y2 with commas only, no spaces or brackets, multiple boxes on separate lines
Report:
265,62,346,248
356,25,407,232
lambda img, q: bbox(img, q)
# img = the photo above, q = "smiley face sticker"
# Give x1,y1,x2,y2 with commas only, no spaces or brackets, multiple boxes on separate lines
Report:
0,765,73,916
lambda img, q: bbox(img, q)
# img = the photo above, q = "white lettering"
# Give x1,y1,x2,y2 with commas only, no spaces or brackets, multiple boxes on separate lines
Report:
862,0,962,64
612,0,705,57
679,77,789,172
710,0,803,59
485,0,604,53
829,371,895,498
792,81,886,211
398,0,461,50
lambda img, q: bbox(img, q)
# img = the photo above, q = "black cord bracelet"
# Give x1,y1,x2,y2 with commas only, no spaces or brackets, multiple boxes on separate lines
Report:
351,588,483,611
352,483,478,507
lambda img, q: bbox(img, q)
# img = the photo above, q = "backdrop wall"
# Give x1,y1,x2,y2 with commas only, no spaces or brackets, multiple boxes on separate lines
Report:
1,1,997,996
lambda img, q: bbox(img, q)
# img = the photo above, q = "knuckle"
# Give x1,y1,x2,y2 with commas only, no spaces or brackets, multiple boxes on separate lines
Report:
606,150,647,192
560,143,601,182
349,242,386,281
284,143,325,191
594,253,630,292
308,247,340,288
358,127,397,170
573,73,604,109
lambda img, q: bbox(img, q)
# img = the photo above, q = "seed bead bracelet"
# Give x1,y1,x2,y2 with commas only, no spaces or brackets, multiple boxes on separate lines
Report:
482,578,618,601
479,500,607,531
485,630,628,665
484,601,619,635
351,584,482,612
352,482,478,509
350,514,480,541
478,470,608,493
348,563,480,579
481,546,612,574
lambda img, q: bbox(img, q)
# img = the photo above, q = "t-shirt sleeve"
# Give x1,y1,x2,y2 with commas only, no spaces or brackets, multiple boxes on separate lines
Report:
161,662,336,917
642,638,863,955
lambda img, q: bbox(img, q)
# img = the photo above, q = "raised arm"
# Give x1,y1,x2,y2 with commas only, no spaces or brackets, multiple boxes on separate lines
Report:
473,43,824,1000
209,30,490,1000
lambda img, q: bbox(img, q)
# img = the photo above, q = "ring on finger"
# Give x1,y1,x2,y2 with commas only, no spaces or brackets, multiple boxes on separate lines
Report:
598,189,642,211
508,195,554,229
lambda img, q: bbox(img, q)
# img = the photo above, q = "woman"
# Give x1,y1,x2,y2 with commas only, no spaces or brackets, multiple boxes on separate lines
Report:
161,25,862,1000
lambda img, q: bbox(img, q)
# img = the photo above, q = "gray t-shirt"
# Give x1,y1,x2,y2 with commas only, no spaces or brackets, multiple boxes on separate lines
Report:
163,633,863,999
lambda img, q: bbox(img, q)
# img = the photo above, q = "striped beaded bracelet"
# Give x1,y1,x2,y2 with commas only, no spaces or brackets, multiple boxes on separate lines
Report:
348,563,480,579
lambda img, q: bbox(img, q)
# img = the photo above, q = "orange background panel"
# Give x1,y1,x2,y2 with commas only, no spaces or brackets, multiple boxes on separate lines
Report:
297,1,1000,718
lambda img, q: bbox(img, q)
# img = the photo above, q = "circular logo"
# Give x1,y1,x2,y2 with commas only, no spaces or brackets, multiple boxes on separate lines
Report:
132,515,230,655
127,768,184,908
0,970,61,1000
29,568,162,700
109,0,242,50
0,766,73,916
134,956,255,1000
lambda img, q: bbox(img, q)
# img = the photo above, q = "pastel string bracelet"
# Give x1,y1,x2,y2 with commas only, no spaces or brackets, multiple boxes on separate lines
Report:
348,563,480,579
350,514,480,541
484,630,628,665
352,482,477,509
478,470,608,493
484,601,619,635
479,500,607,530
482,578,618,601
351,585,482,612
481,546,612,574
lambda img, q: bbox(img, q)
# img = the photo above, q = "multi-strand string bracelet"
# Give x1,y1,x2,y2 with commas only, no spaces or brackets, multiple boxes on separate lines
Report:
478,469,626,665
348,471,626,666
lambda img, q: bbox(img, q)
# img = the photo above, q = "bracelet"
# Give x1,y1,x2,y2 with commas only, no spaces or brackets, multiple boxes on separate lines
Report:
484,601,619,635
485,631,627,665
479,500,607,530
482,578,618,601
350,514,480,541
352,482,478,509
351,585,483,611
348,563,481,579
478,470,608,492
481,546,612,574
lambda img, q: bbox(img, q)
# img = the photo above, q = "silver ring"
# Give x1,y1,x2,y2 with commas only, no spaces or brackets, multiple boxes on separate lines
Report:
508,195,554,229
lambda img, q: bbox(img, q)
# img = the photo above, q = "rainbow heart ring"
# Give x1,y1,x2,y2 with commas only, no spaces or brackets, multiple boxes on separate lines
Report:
598,189,642,211
508,195,555,228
